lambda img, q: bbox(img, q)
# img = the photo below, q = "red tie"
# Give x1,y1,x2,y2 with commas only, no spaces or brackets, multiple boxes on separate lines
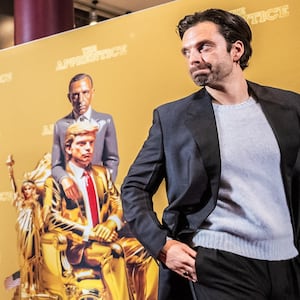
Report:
84,170,99,227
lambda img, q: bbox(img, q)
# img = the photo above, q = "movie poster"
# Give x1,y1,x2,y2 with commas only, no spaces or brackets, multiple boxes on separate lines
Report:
0,0,299,299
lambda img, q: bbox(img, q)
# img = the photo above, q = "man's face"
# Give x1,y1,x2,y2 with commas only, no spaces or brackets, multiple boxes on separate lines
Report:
68,77,94,116
67,133,95,168
181,21,240,88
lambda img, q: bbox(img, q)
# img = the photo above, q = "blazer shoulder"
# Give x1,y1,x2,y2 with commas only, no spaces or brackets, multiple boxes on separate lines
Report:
156,88,207,112
248,81,300,107
55,112,74,125
92,165,110,179
91,109,113,120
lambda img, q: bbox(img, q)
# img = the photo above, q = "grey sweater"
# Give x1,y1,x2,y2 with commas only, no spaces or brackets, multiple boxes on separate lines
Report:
192,97,298,260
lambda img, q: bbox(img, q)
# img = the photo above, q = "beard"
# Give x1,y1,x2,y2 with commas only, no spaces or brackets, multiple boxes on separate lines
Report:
193,74,209,86
190,63,212,86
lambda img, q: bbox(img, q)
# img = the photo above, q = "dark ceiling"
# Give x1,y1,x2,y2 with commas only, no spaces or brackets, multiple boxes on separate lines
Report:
0,1,106,28
0,1,103,49
0,0,173,49
0,0,13,15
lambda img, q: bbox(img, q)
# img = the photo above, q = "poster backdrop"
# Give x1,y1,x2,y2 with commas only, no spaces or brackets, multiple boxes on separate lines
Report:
0,0,299,298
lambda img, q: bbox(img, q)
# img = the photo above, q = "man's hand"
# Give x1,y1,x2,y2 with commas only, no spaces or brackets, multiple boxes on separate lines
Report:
61,177,81,201
92,220,118,243
158,239,197,282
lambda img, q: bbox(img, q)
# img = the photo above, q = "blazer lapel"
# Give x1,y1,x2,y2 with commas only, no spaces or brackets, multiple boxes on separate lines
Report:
63,113,76,129
260,100,300,234
65,164,86,215
248,81,300,173
184,89,221,199
92,167,107,224
91,110,106,132
259,98,300,233
249,82,300,231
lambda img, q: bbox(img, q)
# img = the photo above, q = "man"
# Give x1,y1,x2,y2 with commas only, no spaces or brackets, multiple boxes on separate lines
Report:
47,121,130,299
46,121,157,300
121,8,300,300
52,73,119,201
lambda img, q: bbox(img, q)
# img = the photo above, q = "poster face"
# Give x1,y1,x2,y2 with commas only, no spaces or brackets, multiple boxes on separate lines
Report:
0,0,299,298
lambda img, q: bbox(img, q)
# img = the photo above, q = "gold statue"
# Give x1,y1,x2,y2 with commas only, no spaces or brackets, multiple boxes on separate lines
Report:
4,140,158,299
5,154,55,299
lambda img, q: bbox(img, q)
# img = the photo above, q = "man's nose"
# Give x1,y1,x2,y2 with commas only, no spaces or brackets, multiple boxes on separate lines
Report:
85,142,93,150
189,48,203,64
78,92,85,101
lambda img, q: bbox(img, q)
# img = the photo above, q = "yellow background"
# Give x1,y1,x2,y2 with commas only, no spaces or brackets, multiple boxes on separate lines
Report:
0,0,299,298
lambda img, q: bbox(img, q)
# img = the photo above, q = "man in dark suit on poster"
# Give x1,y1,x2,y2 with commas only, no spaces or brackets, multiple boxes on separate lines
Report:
52,73,119,201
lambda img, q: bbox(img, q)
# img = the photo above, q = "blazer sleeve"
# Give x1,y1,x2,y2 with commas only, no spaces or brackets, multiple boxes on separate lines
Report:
102,116,119,182
51,121,69,183
93,166,123,230
121,109,168,258
44,177,87,240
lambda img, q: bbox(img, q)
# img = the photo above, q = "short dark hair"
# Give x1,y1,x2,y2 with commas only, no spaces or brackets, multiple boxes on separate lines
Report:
177,8,252,70
68,73,94,91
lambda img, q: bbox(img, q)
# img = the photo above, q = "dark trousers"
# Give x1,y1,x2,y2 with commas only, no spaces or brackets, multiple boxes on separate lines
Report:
158,263,194,300
192,246,300,300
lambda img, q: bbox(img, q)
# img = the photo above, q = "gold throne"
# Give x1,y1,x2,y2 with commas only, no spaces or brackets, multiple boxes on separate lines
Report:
6,153,158,300
40,232,110,300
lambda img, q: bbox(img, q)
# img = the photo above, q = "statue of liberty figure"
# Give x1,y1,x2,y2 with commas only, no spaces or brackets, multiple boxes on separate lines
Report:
5,154,52,299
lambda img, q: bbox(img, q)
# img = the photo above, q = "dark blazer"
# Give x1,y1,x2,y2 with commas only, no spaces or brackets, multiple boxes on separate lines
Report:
121,81,300,299
51,109,119,183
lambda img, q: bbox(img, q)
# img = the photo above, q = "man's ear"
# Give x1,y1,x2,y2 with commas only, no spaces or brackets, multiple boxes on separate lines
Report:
65,146,72,156
231,40,244,62
90,88,95,98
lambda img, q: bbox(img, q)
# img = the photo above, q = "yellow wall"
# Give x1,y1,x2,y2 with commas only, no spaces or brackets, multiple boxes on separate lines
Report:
0,0,299,298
